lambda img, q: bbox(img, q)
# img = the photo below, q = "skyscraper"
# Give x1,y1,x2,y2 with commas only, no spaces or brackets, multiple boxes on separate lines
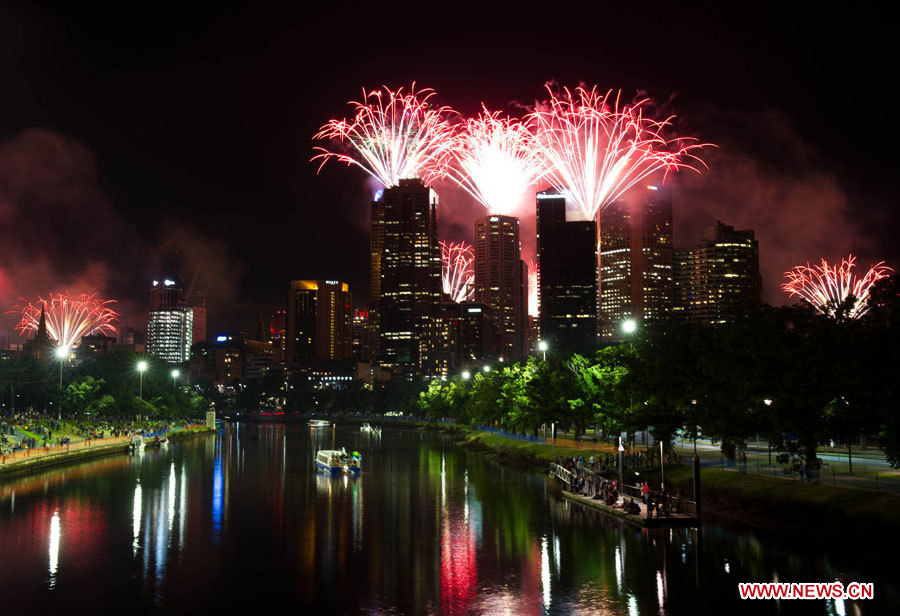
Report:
378,179,442,377
674,221,761,323
599,186,674,338
147,276,194,363
285,280,352,366
473,214,526,361
536,190,598,352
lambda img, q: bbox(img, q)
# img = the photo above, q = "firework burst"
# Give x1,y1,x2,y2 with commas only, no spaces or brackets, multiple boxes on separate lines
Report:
443,107,543,215
782,255,893,318
312,84,457,188
12,292,119,349
441,241,475,303
528,85,709,220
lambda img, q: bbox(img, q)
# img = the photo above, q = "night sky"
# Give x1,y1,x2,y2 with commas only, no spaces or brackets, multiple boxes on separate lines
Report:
0,1,896,337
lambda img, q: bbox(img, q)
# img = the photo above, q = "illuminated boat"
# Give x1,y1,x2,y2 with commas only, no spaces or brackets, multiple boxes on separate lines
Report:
315,448,361,475
308,419,331,428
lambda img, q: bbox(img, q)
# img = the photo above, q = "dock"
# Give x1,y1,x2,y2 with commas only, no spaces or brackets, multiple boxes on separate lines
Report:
561,490,700,527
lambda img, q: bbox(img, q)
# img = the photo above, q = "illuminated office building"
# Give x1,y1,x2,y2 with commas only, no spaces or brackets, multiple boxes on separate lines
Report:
147,276,194,363
474,214,526,361
599,186,674,338
286,280,352,366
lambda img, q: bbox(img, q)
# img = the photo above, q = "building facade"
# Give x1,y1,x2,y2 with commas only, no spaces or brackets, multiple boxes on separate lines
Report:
474,214,526,361
377,179,442,377
285,280,352,366
535,190,599,353
599,186,674,338
438,301,496,375
147,276,193,363
673,221,761,323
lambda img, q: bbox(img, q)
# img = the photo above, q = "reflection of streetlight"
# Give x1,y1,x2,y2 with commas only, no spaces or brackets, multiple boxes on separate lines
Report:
538,340,548,361
56,346,68,421
137,360,148,399
622,319,637,335
461,371,470,380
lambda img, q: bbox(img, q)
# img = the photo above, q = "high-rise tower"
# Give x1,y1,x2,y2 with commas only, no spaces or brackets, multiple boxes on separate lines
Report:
285,280,352,366
474,214,526,361
378,179,442,377
673,221,761,323
147,275,194,363
535,190,598,352
599,186,674,338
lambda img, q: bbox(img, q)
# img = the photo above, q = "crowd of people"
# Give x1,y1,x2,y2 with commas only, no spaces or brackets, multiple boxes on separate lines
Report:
554,453,686,518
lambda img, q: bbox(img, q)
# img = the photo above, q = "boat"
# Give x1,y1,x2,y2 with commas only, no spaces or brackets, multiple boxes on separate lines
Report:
129,436,143,453
315,448,361,475
308,419,331,428
360,422,373,432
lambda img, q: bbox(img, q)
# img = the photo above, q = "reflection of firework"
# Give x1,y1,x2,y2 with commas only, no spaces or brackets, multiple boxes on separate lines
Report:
782,255,893,318
441,241,475,303
529,85,709,220
13,292,119,349
444,107,543,215
527,259,539,317
312,84,456,188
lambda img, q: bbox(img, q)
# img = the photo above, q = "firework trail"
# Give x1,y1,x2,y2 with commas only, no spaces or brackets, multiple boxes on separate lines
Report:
528,85,709,220
443,107,543,215
527,259,539,317
782,255,893,318
441,241,475,303
312,84,457,188
12,292,119,349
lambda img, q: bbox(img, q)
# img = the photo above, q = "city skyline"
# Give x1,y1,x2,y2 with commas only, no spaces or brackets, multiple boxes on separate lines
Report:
0,2,896,339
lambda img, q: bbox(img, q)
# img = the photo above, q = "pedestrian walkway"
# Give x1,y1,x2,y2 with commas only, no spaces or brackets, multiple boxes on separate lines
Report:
561,490,700,527
1,434,133,466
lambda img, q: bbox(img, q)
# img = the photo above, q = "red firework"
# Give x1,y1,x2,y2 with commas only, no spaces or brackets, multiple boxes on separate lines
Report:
528,85,709,220
312,84,457,188
441,241,475,303
12,292,119,349
782,255,893,318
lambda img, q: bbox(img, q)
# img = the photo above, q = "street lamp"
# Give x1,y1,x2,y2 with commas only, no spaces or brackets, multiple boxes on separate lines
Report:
55,346,68,421
171,369,180,389
461,371,470,380
137,360,148,399
622,319,637,335
538,340,548,361
483,365,491,373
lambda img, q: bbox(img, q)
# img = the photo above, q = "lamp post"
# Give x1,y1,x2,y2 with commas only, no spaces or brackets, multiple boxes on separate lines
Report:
618,436,625,488
621,319,637,335
538,340,548,362
461,371,470,380
171,369,180,389
483,365,490,373
660,438,665,490
137,361,148,399
55,346,68,421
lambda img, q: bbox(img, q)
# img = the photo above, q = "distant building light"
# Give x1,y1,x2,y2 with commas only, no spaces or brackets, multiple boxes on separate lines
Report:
164,279,175,286
489,216,499,222
152,280,159,286
466,307,482,313
647,185,658,191
326,280,339,285
216,335,227,342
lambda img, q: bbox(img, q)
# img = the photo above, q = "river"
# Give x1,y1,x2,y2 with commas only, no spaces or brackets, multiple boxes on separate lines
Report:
0,423,895,614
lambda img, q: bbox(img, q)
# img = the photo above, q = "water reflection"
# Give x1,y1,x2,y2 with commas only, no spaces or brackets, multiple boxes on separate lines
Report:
48,510,60,588
0,426,897,613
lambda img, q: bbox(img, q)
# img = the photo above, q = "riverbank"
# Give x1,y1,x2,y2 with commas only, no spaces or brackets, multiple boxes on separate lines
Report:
0,427,214,480
440,424,900,551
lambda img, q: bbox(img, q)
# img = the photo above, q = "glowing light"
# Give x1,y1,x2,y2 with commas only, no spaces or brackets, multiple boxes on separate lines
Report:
529,85,709,220
461,371,470,380
527,259,539,317
313,84,456,188
49,510,60,588
55,346,69,359
443,107,542,215
12,292,119,349
622,319,637,334
782,255,893,318
137,361,148,373
441,241,475,302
